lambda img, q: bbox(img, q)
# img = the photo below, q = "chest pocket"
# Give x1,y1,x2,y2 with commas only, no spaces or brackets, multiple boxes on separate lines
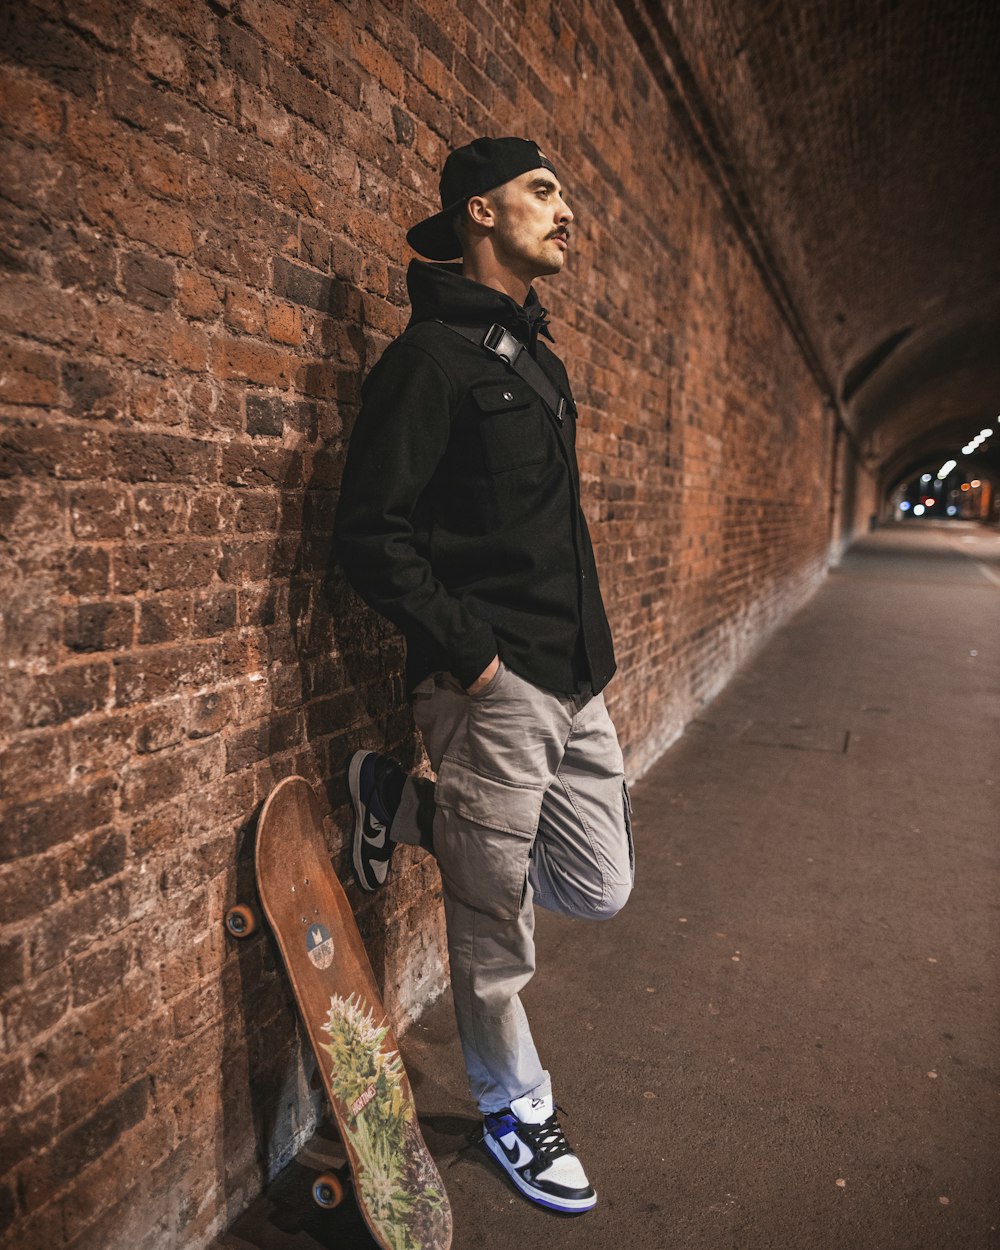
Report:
471,378,548,474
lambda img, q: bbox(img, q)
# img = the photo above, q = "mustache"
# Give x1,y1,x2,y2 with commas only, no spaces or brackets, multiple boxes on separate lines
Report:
548,228,570,240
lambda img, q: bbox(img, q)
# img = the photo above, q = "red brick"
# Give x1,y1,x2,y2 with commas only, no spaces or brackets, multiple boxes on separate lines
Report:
137,593,190,646
113,541,220,595
105,431,216,484
0,343,60,406
1,777,117,860
63,600,135,653
176,266,224,321
212,335,293,387
265,301,302,345
130,14,188,90
121,253,176,312
223,284,266,335
0,732,71,806
27,879,130,977
68,485,131,540
18,1079,149,1213
0,64,65,143
112,641,217,707
2,963,71,1049
69,942,131,1009
63,829,127,894
0,934,26,996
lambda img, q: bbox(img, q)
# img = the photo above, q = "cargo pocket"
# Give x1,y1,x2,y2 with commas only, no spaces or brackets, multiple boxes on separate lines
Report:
434,761,544,921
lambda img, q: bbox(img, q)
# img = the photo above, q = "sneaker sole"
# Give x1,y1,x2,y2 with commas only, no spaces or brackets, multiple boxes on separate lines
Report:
483,1133,597,1213
348,750,385,893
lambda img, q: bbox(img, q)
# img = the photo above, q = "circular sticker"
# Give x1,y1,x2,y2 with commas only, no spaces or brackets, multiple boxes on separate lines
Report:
306,922,335,969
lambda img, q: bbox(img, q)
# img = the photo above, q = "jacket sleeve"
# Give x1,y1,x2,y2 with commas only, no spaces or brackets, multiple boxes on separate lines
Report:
334,339,498,687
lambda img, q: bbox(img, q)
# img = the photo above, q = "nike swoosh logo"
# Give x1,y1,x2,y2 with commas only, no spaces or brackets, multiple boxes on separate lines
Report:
499,1136,534,1168
364,812,387,848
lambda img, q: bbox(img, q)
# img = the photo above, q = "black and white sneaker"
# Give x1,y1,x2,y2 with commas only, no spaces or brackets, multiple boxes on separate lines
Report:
483,1093,597,1213
348,751,404,892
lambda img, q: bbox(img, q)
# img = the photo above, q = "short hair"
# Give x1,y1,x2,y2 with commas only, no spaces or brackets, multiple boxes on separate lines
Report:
452,184,508,253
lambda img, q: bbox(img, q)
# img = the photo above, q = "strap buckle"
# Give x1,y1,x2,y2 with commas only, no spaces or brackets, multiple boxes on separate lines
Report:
483,323,523,366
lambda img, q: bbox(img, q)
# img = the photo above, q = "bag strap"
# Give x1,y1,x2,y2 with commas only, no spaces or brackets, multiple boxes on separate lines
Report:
438,321,567,424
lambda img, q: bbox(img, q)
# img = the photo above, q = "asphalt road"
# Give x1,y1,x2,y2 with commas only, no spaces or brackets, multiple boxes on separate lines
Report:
217,522,1000,1250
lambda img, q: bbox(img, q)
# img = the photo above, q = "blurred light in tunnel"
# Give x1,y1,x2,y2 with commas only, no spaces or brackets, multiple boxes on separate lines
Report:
921,473,932,483
937,459,957,479
961,483,971,491
913,504,926,516
970,479,982,488
947,505,958,516
899,500,911,511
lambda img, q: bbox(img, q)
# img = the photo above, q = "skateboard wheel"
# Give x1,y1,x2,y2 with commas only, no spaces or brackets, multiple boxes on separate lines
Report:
312,1172,344,1209
225,904,258,938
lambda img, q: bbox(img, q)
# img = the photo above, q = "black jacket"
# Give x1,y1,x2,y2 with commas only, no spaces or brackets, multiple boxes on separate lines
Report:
334,260,616,695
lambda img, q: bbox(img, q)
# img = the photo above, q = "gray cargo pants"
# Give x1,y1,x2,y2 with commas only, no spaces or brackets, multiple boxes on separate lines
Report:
390,661,634,1113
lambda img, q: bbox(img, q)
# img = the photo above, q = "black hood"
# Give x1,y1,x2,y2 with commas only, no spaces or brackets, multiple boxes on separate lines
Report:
406,260,554,348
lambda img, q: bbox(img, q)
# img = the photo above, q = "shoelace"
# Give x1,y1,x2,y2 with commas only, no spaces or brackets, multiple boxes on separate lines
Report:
481,1107,573,1167
517,1112,573,1167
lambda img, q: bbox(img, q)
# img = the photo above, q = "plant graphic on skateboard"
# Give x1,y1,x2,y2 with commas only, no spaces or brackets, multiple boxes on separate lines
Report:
226,775,452,1250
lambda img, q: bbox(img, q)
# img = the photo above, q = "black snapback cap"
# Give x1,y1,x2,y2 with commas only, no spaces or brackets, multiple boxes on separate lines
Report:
406,136,558,261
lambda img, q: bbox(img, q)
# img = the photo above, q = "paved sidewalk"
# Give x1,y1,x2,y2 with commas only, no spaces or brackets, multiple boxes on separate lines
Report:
218,522,999,1250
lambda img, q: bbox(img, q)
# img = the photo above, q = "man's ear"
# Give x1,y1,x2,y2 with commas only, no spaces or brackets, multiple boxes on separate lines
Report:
466,195,496,229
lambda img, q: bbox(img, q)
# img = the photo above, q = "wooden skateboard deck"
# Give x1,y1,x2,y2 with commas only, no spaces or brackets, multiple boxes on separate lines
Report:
254,775,452,1250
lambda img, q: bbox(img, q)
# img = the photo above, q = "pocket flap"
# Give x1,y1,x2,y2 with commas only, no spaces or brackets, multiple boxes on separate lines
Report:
471,378,534,413
437,759,542,838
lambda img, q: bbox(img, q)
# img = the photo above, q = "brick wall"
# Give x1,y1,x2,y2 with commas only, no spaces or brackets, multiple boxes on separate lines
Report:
0,1,834,1246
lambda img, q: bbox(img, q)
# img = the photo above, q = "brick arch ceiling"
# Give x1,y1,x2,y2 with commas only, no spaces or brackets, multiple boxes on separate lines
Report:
635,0,1000,473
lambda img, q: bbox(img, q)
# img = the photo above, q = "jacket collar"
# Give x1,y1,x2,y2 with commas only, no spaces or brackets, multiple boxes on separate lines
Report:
406,260,555,348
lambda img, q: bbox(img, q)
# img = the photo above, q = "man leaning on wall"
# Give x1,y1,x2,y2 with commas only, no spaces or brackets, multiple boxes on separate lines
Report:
335,136,634,1214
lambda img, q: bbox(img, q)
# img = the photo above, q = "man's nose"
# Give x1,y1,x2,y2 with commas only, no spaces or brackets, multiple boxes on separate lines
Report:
557,199,573,225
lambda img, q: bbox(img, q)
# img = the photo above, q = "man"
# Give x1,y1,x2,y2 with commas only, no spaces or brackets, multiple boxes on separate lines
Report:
335,137,633,1214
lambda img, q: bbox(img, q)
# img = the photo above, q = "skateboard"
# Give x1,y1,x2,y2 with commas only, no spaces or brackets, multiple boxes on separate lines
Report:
226,775,452,1250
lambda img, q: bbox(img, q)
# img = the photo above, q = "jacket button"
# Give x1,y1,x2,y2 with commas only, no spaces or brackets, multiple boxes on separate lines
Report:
502,390,513,401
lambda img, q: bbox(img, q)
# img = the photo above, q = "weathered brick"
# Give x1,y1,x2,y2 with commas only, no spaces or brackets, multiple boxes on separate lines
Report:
138,593,192,645
224,283,266,335
19,1079,149,1212
68,485,131,540
219,20,263,84
0,343,61,407
244,394,283,441
0,934,26,996
264,301,302,345
63,600,135,653
121,253,177,311
176,266,224,321
106,431,216,484
64,829,128,894
192,588,237,637
2,962,71,1048
9,661,112,732
1,777,117,862
69,942,130,1009
212,335,292,387
127,484,183,536
0,7,99,98
27,879,130,977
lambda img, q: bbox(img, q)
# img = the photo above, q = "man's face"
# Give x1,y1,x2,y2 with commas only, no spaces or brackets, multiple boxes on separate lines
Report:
485,168,574,281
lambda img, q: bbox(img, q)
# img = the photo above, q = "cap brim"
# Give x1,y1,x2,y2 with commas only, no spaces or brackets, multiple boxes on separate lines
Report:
406,205,462,261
